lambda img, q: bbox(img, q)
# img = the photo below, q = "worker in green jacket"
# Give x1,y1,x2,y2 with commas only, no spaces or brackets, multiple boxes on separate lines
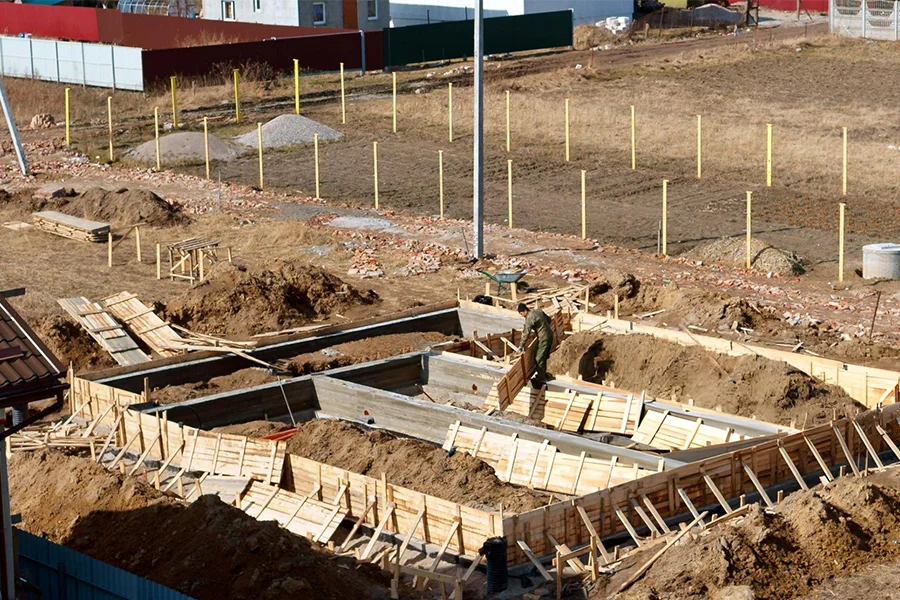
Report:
517,303,554,386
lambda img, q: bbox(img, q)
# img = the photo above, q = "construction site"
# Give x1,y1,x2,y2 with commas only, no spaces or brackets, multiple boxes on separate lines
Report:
0,4,900,600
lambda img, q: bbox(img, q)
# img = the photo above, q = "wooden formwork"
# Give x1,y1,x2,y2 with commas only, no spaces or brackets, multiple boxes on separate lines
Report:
575,313,900,409
501,404,900,565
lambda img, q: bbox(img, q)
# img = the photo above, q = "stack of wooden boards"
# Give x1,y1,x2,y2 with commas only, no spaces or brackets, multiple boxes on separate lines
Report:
444,423,658,496
631,410,748,451
99,292,185,358
33,211,109,243
58,296,150,366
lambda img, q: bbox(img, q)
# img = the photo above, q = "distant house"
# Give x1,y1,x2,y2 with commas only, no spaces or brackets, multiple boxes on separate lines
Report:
204,0,390,29
389,0,631,26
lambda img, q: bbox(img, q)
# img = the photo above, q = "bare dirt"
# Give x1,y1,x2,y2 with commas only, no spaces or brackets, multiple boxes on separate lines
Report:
548,332,861,427
285,419,550,512
21,186,187,228
595,469,900,600
211,420,291,438
9,449,393,600
35,314,116,371
152,331,453,405
163,260,379,336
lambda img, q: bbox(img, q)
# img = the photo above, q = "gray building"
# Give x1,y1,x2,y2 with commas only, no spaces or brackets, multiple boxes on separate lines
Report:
205,0,390,30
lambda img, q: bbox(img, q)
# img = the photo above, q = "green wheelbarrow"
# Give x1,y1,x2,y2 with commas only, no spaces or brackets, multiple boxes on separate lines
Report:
478,269,527,296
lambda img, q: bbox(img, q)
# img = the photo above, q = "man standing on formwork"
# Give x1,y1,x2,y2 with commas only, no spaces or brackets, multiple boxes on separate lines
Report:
517,303,554,387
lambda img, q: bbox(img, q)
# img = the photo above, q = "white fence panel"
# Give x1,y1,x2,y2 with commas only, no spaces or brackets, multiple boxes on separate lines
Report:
31,39,59,82
112,46,143,91
1,37,34,78
831,0,900,39
83,43,115,87
57,41,85,85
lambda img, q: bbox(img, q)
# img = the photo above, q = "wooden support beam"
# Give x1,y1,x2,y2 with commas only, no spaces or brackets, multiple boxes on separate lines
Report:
395,508,425,564
361,503,396,561
852,420,885,471
832,422,861,477
741,462,774,507
95,413,123,463
675,484,704,525
517,540,553,582
128,434,161,477
777,443,809,491
575,505,612,564
700,470,734,514
546,533,586,573
876,424,900,462
108,431,140,470
340,499,377,552
417,519,461,590
612,503,642,548
629,498,661,536
804,434,834,481
640,494,672,534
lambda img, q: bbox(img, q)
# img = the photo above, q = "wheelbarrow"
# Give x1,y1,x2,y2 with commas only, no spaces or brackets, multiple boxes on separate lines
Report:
478,269,527,296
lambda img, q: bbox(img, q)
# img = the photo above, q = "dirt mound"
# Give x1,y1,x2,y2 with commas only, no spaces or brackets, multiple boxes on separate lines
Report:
10,450,392,600
600,470,900,600
685,237,805,275
286,420,550,512
211,420,291,438
548,332,861,427
127,131,245,166
164,261,378,336
63,187,185,228
35,315,115,371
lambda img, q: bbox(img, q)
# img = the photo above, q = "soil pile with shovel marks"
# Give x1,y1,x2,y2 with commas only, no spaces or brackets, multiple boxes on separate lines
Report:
164,260,379,336
548,332,860,427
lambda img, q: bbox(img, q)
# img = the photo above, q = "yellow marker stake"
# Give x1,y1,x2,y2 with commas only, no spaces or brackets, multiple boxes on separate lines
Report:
170,76,178,129
448,82,453,143
439,150,444,219
630,105,636,171
392,72,397,133
153,106,161,171
373,141,379,209
662,179,668,255
766,123,772,187
294,59,300,115
340,62,346,124
257,122,264,190
107,96,113,162
203,117,210,180
581,170,587,240
565,99,571,162
233,69,241,123
64,87,70,146
507,159,513,229
746,191,753,269
697,114,702,179
314,133,320,199
505,90,511,153
842,126,848,196
839,202,846,282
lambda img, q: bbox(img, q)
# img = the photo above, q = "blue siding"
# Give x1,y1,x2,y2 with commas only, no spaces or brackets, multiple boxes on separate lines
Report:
17,530,193,600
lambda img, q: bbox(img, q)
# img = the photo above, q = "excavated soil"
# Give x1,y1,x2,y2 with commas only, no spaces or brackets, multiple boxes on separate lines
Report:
152,332,453,405
164,260,379,336
285,420,550,513
684,237,806,275
548,332,861,427
35,314,115,371
60,187,185,228
212,420,292,438
9,450,392,600
596,469,900,600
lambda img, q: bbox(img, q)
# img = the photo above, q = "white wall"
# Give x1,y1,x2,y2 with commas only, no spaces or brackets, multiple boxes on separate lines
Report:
524,0,632,24
390,0,631,26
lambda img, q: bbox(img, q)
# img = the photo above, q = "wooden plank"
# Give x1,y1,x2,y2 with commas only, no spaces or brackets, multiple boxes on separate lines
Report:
612,503,642,547
58,298,149,366
832,422,861,477
396,508,426,562
741,462,774,507
876,424,900,461
629,498,660,536
575,505,611,564
804,434,834,482
852,420,885,471
675,484,704,524
640,494,671,534
777,443,809,491
361,503,396,561
700,470,735,513
341,499,377,552
517,540,553,582
417,519,462,590
546,533,585,573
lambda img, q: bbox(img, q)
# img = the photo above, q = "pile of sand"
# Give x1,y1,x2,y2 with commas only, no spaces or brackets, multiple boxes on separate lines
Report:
548,332,861,427
126,131,245,166
685,237,805,275
164,260,378,336
10,450,392,600
285,419,550,512
234,115,342,149
601,469,900,600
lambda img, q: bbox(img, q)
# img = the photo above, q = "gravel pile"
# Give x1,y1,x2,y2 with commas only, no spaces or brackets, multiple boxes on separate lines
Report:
234,114,343,149
126,132,245,166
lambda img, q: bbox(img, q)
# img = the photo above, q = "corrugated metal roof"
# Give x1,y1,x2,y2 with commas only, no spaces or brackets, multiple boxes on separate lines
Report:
0,296,64,392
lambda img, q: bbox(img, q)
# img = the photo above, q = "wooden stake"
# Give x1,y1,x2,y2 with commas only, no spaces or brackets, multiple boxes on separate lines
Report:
107,232,112,268
766,123,772,187
170,75,178,129
746,191,752,269
233,68,241,123
203,117,210,181
839,202,845,283
448,82,453,143
64,87,71,146
696,114,701,179
153,106,160,171
439,150,444,219
373,141,379,209
156,243,161,280
314,133,320,199
565,98,570,162
661,179,668,255
107,96,113,162
340,62,346,124
580,169,586,240
842,126,848,196
630,105,636,170
135,225,142,263
507,159,513,229
505,90,511,153
294,58,300,115
392,71,397,133
257,122,264,190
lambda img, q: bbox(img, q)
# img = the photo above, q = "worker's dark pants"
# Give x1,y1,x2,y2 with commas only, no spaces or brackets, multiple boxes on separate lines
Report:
534,337,552,383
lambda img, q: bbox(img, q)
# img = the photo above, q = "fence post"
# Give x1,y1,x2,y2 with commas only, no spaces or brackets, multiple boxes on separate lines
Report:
110,45,116,91
895,0,899,40
862,0,868,37
360,30,367,75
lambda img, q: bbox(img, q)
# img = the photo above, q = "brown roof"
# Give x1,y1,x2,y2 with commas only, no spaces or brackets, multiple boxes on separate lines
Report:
0,296,64,396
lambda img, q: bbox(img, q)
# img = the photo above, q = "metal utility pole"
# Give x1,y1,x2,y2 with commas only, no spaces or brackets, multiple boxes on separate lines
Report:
0,76,28,177
473,0,484,259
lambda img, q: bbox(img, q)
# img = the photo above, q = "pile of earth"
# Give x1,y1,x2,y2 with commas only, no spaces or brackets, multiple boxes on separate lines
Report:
126,131,245,166
285,419,550,512
9,450,392,600
163,260,379,336
234,114,343,149
684,237,805,275
18,186,185,227
547,332,861,427
35,315,115,371
595,469,900,600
